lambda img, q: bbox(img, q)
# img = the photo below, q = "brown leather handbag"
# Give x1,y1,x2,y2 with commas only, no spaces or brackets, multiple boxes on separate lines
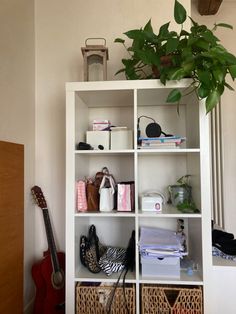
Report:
86,167,110,211
86,180,99,211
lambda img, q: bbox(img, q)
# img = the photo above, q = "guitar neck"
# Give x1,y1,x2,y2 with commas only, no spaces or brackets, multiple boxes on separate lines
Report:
42,207,60,273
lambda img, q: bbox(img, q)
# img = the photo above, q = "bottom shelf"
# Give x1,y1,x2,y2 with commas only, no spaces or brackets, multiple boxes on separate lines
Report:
139,269,203,285
75,281,203,314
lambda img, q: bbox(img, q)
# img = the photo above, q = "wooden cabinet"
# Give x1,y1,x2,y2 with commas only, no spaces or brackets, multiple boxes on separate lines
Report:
66,79,212,313
0,141,24,314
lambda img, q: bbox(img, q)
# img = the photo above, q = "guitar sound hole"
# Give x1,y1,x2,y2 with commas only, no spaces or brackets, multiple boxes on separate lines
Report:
51,270,65,290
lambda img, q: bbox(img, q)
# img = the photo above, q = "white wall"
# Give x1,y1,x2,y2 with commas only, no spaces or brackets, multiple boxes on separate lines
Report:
0,0,35,311
192,1,236,313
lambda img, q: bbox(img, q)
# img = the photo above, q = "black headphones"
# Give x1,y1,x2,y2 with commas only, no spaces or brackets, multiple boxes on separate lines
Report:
137,115,172,142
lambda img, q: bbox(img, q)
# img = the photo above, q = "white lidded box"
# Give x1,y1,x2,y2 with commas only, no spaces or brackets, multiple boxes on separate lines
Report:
141,256,180,278
86,131,110,150
110,129,133,150
141,192,165,212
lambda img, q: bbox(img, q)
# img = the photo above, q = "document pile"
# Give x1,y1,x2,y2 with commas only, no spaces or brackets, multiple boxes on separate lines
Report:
139,226,187,278
139,226,187,259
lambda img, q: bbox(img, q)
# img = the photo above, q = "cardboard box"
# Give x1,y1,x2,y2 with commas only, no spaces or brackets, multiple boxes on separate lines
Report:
141,256,180,278
110,130,133,150
86,131,110,150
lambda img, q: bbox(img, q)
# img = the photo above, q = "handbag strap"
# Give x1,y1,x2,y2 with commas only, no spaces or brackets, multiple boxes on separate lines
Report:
88,225,100,259
142,190,166,204
99,175,115,195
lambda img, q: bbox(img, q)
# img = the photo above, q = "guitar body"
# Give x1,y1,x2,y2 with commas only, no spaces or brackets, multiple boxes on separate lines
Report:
32,252,65,314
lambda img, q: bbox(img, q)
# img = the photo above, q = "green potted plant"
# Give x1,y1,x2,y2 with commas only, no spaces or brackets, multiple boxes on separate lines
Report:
168,175,199,213
114,0,236,113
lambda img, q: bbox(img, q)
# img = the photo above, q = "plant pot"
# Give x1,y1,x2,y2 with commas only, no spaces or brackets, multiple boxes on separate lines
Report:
152,56,173,78
168,185,192,207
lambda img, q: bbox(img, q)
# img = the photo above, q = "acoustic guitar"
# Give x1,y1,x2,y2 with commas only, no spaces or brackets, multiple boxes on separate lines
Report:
31,186,65,314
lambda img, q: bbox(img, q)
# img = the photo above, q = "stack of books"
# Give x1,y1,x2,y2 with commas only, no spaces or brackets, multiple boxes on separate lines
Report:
139,136,186,149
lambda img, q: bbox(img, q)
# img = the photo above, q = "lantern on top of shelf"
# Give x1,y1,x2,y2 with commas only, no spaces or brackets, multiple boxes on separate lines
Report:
81,38,109,81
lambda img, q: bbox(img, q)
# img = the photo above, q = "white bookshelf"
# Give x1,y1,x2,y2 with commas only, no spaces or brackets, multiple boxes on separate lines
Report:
66,79,212,313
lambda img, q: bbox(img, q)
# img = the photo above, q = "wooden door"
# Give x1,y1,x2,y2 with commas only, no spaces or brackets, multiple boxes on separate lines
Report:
0,141,24,313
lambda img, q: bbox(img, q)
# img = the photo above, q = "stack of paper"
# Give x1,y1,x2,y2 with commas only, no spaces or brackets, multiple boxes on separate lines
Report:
139,226,187,259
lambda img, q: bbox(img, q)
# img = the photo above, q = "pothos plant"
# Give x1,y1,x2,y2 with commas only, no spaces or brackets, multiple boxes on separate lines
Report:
114,0,236,113
170,175,199,213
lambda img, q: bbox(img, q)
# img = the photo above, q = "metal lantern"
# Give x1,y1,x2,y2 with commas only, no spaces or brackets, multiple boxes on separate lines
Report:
81,38,109,81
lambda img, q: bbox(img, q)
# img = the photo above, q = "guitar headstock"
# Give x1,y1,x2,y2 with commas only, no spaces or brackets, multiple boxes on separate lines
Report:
31,185,47,208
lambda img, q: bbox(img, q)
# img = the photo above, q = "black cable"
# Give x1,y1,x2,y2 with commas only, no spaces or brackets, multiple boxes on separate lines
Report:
106,230,135,314
106,268,125,313
122,268,130,314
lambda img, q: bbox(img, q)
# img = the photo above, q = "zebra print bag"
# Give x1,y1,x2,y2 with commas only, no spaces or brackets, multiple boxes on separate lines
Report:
99,246,126,276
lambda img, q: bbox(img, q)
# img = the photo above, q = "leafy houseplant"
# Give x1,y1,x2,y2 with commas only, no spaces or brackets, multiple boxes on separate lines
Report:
114,0,236,113
168,175,199,213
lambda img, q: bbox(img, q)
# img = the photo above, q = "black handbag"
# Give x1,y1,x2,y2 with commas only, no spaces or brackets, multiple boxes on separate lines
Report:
80,225,106,273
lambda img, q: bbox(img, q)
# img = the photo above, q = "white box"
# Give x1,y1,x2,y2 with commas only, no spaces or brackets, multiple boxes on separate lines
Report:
141,256,180,278
141,194,164,212
86,131,110,150
110,130,133,150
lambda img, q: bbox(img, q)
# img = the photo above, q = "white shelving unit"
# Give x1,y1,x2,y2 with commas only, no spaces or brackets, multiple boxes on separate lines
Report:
66,79,212,313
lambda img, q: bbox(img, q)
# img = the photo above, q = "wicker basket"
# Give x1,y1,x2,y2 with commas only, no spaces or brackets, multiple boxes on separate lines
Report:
141,284,203,314
76,282,135,314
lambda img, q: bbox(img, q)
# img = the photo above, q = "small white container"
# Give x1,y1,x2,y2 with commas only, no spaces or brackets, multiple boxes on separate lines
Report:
141,192,165,212
110,130,133,150
86,131,110,150
141,256,180,278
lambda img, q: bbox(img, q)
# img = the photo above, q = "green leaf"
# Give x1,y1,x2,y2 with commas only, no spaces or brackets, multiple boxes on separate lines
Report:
136,49,159,66
229,65,236,78
115,68,125,75
205,90,220,113
174,0,187,24
158,22,170,37
114,38,125,44
182,60,194,73
166,38,179,54
215,23,233,30
202,30,219,45
144,19,153,33
213,68,225,83
122,58,138,67
166,89,182,103
194,38,210,51
197,70,212,88
160,73,167,85
224,82,235,91
124,29,142,40
180,30,189,36
168,68,186,80
198,84,209,99
189,16,198,27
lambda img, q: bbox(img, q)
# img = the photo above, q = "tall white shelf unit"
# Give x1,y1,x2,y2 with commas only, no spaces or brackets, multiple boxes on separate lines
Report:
66,79,212,314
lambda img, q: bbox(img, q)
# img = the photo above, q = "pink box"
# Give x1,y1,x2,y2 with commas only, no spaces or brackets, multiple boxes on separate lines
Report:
92,120,110,131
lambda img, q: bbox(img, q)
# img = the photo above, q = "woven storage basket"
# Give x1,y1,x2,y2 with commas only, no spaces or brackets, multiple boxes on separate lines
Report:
142,284,203,314
76,282,135,314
